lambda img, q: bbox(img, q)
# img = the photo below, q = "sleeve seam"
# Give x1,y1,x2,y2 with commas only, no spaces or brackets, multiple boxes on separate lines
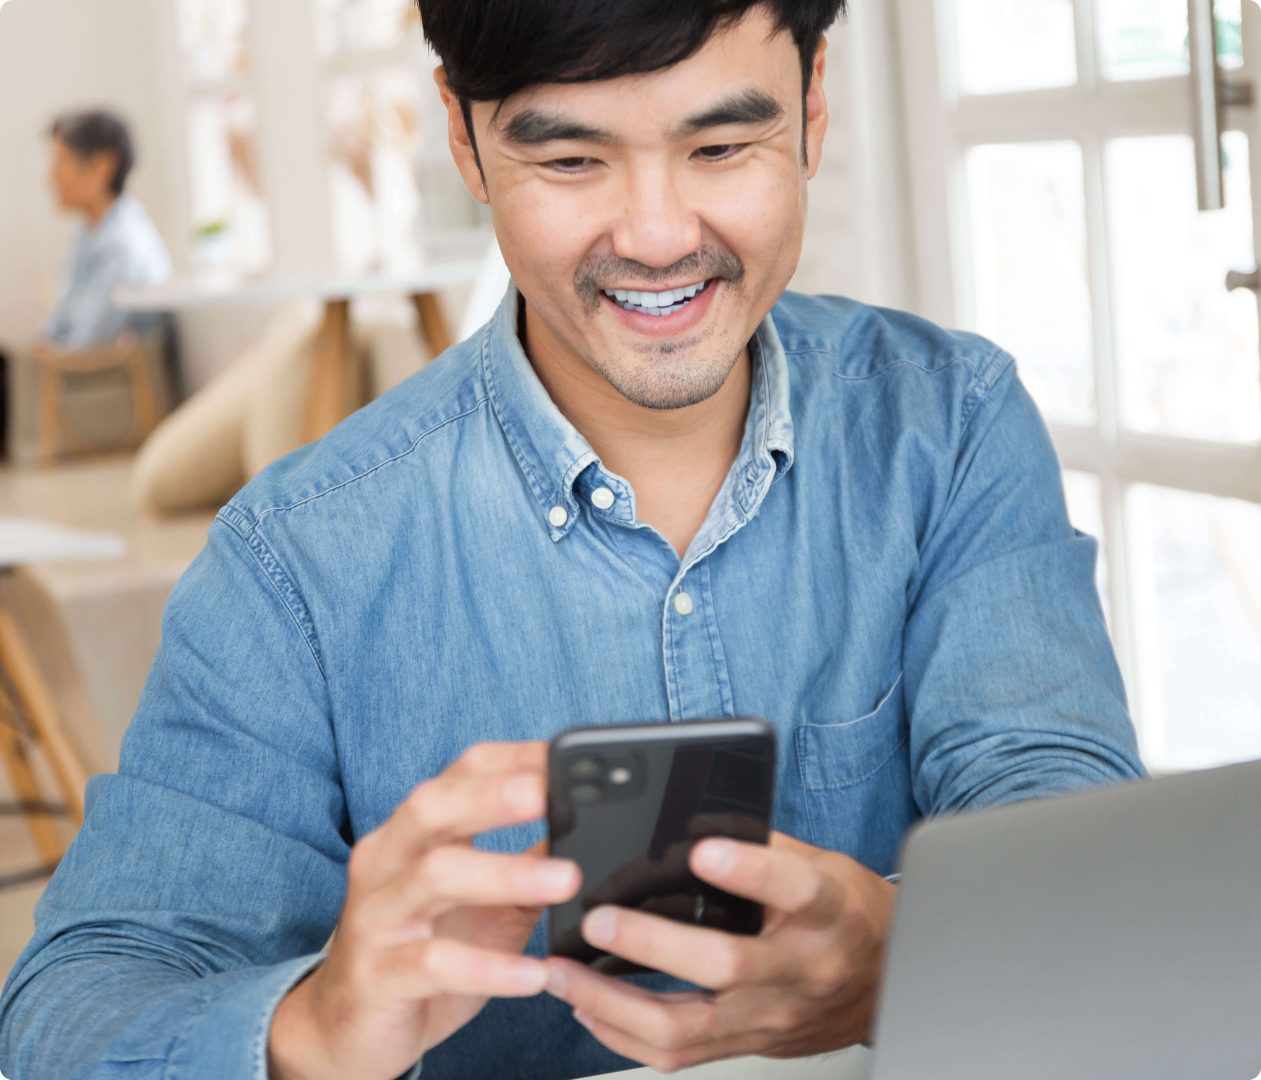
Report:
215,510,327,682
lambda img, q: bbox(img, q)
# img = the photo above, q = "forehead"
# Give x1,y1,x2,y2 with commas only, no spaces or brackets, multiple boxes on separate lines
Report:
484,8,801,138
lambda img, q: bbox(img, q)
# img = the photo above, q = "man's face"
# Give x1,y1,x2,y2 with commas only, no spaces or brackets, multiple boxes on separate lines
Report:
442,6,828,410
47,138,114,213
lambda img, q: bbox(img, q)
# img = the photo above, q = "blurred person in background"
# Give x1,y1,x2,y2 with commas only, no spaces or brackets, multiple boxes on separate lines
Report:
0,109,173,458
41,108,171,351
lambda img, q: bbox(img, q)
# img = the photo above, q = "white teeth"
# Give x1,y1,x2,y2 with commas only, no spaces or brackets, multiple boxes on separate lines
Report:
603,280,708,313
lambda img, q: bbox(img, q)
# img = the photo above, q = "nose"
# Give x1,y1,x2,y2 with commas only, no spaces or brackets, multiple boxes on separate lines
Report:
610,163,702,272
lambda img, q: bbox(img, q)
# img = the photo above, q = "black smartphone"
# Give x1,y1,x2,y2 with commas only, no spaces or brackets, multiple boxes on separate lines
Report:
547,717,776,976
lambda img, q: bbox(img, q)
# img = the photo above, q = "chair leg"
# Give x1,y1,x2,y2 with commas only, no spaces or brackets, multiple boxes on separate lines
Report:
38,363,60,467
127,353,159,441
0,605,87,826
0,715,67,868
410,292,453,358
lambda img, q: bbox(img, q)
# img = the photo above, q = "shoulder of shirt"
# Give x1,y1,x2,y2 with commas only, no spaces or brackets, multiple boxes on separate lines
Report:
221,327,490,535
771,289,1014,389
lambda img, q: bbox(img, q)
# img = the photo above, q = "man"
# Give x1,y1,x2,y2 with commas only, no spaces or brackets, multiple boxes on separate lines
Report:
41,108,171,350
0,3,1146,1079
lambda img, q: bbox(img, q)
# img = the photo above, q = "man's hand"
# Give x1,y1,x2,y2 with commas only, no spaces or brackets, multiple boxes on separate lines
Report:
268,742,580,1080
544,832,896,1073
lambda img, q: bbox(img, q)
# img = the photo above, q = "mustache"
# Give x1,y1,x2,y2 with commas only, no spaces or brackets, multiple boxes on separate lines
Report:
574,248,745,312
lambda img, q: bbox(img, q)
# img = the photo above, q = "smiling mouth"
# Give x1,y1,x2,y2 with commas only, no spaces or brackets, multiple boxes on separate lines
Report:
601,279,712,317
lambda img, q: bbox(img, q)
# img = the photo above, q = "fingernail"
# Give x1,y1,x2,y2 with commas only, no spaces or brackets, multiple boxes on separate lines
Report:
583,907,617,946
503,775,543,812
547,964,567,997
573,1010,594,1031
535,860,575,892
514,960,546,989
695,839,736,877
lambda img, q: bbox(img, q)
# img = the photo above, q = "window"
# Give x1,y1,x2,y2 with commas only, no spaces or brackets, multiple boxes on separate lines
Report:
898,0,1261,772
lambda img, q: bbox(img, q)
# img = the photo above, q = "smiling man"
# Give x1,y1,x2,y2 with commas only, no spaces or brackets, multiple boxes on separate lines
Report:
0,4,1147,1080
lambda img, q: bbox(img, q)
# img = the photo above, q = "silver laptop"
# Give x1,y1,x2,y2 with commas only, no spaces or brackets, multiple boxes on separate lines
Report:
867,759,1261,1080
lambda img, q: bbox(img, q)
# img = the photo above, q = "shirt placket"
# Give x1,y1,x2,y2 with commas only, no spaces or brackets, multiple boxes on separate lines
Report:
662,553,735,722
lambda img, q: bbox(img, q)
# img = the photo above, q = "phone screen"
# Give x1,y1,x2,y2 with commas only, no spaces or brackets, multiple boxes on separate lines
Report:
547,718,776,976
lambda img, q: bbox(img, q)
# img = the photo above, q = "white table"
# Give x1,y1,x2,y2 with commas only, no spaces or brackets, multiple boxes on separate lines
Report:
113,255,485,443
587,1046,872,1079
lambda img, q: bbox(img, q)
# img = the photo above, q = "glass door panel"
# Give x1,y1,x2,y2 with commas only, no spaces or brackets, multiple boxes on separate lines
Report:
966,141,1096,424
953,0,1078,95
1108,132,1260,443
1129,485,1261,770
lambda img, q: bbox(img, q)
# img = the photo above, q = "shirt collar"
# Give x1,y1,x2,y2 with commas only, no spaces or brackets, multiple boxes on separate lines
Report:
482,282,795,541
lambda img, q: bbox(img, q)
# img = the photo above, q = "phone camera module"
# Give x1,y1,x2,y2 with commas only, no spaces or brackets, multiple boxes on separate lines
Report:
568,758,603,782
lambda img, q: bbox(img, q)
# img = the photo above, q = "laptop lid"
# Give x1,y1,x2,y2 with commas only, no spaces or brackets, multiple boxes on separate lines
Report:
867,759,1261,1080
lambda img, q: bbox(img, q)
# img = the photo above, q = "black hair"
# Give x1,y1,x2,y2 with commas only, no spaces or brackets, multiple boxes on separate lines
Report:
48,109,136,197
417,0,846,161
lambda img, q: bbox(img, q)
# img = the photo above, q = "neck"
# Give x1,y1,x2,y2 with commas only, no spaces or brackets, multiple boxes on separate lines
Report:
521,300,752,557
83,192,118,227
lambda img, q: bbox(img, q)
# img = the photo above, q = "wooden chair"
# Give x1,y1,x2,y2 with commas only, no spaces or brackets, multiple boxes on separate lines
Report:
0,522,121,890
0,585,89,889
35,332,170,466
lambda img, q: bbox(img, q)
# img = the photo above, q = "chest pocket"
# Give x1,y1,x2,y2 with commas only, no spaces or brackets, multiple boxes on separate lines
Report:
793,672,915,869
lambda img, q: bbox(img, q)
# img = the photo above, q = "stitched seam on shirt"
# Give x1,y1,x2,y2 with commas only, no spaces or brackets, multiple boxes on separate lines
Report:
481,331,553,511
800,350,980,382
216,511,327,680
959,346,1012,431
162,977,221,1079
237,397,491,528
698,565,734,716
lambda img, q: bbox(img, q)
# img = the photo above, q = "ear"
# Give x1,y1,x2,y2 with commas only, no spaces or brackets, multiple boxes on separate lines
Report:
434,66,489,204
89,150,119,195
804,36,829,180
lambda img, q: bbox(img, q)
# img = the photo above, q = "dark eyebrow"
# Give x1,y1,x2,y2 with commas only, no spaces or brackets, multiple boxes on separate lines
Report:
673,87,785,136
497,87,784,149
499,109,616,147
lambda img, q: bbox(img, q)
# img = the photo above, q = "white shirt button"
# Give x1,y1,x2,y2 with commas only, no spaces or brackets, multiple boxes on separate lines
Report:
673,591,694,617
591,486,616,511
548,506,569,528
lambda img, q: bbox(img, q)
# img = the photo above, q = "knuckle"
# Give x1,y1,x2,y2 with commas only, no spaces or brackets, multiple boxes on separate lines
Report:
713,943,750,988
410,849,452,898
805,953,849,999
407,785,442,833
766,1002,804,1035
652,1052,687,1074
652,1009,690,1050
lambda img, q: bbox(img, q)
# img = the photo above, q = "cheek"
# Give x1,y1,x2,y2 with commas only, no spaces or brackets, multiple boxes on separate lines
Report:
705,169,805,273
492,181,607,287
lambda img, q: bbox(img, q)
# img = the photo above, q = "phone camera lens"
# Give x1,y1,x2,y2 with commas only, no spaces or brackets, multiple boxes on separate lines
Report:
568,758,602,782
570,782,602,803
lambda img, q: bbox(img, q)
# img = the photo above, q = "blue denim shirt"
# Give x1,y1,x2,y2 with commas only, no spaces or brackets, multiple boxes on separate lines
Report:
0,285,1146,1080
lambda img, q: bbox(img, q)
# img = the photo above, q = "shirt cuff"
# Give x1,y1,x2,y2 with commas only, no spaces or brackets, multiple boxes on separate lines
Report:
156,951,328,1079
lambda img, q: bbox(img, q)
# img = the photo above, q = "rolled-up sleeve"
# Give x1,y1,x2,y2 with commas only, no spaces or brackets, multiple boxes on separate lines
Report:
0,509,356,1079
904,351,1148,815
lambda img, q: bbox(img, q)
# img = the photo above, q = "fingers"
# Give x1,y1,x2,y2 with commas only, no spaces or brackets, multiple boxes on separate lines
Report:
368,846,579,933
360,743,549,880
546,960,766,1073
377,936,552,1000
576,906,794,991
688,835,838,920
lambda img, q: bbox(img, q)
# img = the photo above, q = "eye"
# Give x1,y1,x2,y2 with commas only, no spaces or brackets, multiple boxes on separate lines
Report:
544,157,597,174
694,143,747,162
